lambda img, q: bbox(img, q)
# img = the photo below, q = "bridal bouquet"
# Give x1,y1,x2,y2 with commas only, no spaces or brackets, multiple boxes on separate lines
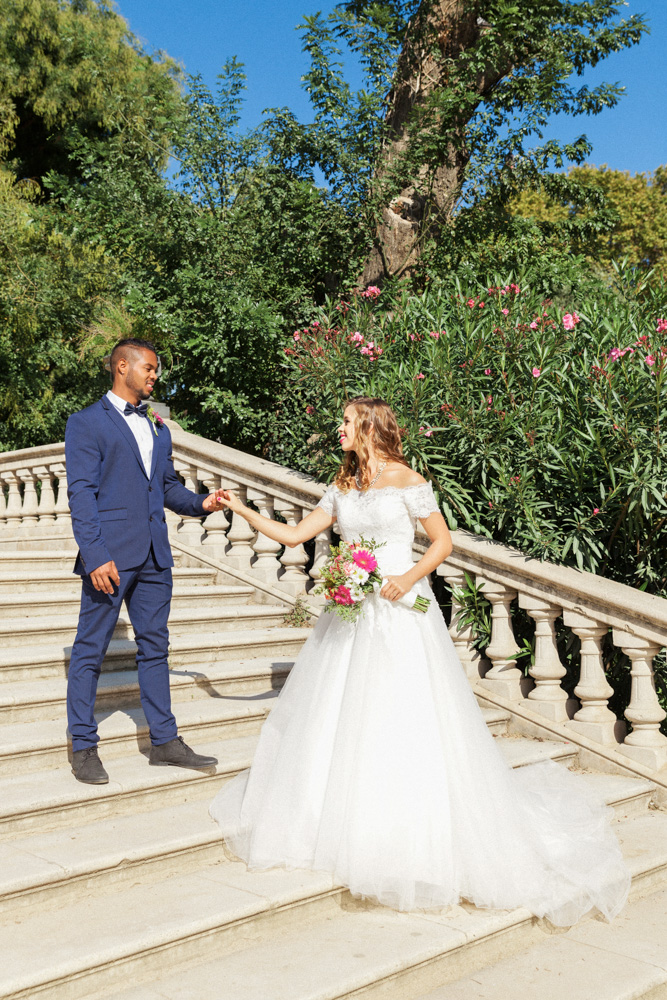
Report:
315,538,430,621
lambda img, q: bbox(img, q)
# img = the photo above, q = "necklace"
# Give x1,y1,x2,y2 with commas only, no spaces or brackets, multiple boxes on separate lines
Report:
356,461,386,491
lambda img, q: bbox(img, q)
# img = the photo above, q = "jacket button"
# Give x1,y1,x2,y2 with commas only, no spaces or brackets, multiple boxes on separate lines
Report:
149,486,153,492
149,516,153,522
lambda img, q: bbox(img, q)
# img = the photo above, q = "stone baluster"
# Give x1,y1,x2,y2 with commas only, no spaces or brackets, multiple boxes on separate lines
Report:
564,612,623,745
247,490,283,586
34,466,57,523
275,502,310,596
477,579,523,700
308,522,333,605
519,595,575,721
4,471,24,529
199,474,230,560
52,465,71,524
613,629,667,769
0,476,7,526
174,463,204,546
223,483,256,571
437,565,485,682
16,468,39,526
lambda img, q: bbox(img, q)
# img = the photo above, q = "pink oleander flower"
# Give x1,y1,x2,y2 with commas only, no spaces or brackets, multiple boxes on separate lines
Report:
416,372,425,379
645,354,656,366
312,320,320,327
361,285,381,300
351,331,363,343
293,331,301,341
352,549,377,572
425,429,433,437
429,331,440,338
467,298,476,308
333,585,355,606
306,405,314,415
501,308,509,316
532,367,541,378
376,347,383,355
608,348,622,361
593,508,600,515
562,312,580,330
657,318,667,333
360,346,371,355
478,301,485,308
530,320,539,329
484,368,491,375
510,283,520,294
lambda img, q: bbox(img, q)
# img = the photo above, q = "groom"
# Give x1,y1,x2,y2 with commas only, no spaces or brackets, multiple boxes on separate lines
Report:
65,337,222,784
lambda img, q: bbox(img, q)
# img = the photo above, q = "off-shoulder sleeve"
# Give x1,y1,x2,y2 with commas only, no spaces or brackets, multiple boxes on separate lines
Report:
316,483,338,517
404,482,440,520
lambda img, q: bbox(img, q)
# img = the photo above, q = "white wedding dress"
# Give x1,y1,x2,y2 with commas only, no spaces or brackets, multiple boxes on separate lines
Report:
209,483,630,925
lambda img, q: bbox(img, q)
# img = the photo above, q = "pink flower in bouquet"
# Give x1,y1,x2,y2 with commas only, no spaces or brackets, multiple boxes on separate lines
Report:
333,585,355,606
352,549,378,572
562,312,580,330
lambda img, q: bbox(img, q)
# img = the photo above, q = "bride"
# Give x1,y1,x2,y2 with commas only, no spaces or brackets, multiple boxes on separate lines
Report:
209,396,630,925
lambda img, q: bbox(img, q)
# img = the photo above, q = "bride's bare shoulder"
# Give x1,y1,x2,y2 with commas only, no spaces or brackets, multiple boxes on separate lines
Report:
381,463,427,489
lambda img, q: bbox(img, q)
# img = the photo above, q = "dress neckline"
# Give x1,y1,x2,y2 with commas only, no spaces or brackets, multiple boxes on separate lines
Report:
342,483,429,495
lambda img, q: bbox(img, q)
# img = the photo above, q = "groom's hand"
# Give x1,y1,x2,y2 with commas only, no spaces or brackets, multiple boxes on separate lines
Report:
90,560,120,595
202,489,227,513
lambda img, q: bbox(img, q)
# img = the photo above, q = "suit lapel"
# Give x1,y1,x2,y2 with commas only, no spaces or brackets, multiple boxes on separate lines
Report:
101,396,148,479
148,425,160,482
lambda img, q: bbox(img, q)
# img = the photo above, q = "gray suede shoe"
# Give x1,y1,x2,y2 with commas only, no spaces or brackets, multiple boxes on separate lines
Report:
149,736,217,769
72,747,109,784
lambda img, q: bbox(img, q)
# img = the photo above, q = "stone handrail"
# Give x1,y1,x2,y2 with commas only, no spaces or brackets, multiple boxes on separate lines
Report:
2,426,667,772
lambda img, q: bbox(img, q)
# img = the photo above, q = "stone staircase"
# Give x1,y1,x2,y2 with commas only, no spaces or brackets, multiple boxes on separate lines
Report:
0,537,667,1000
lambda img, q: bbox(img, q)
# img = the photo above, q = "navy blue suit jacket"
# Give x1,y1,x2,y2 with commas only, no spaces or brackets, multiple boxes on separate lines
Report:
65,396,206,575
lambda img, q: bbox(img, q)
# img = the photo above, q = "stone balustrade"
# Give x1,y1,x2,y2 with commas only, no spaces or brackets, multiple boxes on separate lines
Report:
2,423,667,770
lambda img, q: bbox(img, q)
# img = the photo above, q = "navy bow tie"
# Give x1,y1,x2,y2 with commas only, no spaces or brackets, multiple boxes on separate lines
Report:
124,402,149,417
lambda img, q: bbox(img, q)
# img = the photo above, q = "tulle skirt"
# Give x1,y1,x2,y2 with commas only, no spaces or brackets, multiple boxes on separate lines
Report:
209,583,630,925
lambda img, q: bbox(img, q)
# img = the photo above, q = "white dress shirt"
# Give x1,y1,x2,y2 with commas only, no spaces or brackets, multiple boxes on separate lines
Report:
106,390,154,477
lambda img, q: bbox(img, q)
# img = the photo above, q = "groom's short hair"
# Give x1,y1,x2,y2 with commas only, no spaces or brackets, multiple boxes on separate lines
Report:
109,338,157,379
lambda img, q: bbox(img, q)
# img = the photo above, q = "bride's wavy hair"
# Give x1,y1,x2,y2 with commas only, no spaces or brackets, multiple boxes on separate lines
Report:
335,397,408,493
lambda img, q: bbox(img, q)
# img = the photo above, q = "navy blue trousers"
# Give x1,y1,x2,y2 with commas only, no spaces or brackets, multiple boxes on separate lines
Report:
67,548,177,752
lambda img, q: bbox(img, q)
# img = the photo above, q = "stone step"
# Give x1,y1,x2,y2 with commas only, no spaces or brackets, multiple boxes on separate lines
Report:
0,694,279,777
0,564,218,594
0,657,293,724
3,806,665,1000
0,582,254,617
0,625,311,682
0,530,75,552
0,733,649,844
0,603,291,647
0,735,251,840
415,883,667,1000
0,548,78,571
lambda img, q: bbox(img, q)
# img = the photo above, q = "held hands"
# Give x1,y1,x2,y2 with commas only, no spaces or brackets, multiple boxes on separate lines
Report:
202,489,233,513
380,573,413,602
209,489,246,516
90,560,120,595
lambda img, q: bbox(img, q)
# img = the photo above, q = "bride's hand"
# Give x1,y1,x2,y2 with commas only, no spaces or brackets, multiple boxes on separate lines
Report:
380,574,412,602
212,489,245,515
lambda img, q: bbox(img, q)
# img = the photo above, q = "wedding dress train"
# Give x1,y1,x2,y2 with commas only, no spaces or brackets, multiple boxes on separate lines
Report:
209,483,630,925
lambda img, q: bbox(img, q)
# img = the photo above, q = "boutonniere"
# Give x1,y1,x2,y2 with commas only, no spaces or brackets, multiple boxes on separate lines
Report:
146,406,164,437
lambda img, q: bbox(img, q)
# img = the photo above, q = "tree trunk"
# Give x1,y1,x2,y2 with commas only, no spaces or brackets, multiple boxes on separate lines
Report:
362,1,508,285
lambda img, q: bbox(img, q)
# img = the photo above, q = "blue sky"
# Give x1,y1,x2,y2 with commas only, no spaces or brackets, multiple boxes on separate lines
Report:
119,0,666,176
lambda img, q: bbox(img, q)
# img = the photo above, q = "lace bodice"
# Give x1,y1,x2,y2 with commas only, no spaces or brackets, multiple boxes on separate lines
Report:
317,482,440,574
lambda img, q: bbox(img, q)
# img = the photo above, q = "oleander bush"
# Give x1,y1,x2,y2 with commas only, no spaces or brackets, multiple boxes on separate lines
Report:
281,265,667,598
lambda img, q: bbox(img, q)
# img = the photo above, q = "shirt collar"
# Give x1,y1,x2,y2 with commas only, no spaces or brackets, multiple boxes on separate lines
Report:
107,389,136,414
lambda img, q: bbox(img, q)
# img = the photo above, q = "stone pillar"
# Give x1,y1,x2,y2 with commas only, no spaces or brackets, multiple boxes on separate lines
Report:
477,579,523,701
4,472,24,530
35,466,57,523
437,564,485,681
52,465,71,524
564,612,622,745
16,468,39,526
223,484,255,571
276,503,309,596
614,629,667,769
200,474,229,560
248,491,282,586
520,595,574,722
308,524,333,606
175,463,204,547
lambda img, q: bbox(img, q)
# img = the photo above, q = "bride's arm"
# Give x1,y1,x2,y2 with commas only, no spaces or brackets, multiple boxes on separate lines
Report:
380,512,453,601
213,491,334,547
